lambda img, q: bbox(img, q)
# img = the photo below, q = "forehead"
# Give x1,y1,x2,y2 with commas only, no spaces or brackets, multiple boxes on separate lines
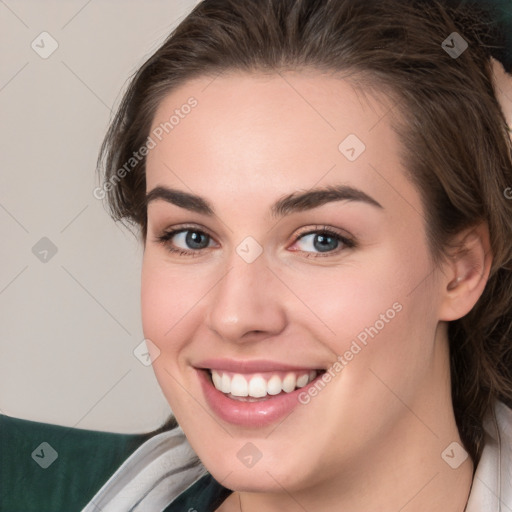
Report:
145,71,420,215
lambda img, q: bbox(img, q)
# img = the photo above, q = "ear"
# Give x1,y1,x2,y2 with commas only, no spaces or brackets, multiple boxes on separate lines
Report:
491,58,512,139
438,222,493,322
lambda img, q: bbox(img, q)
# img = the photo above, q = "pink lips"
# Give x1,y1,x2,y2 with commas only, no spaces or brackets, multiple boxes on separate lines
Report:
195,358,324,427
195,358,319,373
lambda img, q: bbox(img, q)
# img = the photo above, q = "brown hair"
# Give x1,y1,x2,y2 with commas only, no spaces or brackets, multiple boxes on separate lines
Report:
97,0,512,464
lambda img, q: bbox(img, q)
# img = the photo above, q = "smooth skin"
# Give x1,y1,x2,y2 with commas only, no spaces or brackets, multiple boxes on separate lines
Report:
141,70,492,511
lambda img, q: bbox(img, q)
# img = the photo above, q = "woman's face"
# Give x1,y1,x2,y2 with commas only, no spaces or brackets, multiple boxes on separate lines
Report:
142,71,451,493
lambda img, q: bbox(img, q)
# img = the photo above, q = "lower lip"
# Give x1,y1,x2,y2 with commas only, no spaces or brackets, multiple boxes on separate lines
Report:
197,369,321,428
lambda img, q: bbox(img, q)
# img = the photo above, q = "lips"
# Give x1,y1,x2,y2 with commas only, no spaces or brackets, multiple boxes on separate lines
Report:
194,359,326,427
195,358,322,373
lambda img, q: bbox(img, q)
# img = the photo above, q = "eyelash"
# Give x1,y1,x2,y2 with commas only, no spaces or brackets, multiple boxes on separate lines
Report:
154,224,357,259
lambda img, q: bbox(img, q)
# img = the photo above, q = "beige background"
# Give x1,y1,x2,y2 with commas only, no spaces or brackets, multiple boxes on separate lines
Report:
0,0,200,433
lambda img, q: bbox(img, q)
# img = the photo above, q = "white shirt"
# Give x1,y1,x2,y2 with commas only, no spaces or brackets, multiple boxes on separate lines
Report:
466,400,512,511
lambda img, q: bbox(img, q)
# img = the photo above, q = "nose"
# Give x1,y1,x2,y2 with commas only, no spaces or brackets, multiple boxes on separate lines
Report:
205,252,287,344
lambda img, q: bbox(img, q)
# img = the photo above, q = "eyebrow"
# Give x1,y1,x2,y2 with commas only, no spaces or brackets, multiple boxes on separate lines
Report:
145,184,383,218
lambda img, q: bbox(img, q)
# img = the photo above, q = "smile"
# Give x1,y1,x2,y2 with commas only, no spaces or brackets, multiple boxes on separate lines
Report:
195,359,326,427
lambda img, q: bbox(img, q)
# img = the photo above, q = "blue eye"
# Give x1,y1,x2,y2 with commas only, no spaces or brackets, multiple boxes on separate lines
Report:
155,225,355,258
156,228,214,256
291,227,355,257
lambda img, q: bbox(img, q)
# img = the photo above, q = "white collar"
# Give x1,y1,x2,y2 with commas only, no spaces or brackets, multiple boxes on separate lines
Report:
466,400,512,511
81,425,206,512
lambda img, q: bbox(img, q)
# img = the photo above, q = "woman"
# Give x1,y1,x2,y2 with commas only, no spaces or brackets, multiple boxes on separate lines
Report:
63,0,511,510
81,0,512,510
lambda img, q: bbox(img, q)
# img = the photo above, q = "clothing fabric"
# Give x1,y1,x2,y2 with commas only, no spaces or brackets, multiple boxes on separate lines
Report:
0,413,152,511
80,425,209,512
466,400,512,510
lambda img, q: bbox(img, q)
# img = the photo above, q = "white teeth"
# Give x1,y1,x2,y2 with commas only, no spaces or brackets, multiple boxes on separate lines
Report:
210,370,318,398
221,373,231,394
212,371,222,390
296,374,309,388
248,376,267,398
282,373,296,393
231,374,249,397
267,375,282,395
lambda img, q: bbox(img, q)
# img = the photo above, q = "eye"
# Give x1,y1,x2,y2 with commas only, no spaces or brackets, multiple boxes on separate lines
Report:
290,226,356,257
155,226,216,256
154,224,356,258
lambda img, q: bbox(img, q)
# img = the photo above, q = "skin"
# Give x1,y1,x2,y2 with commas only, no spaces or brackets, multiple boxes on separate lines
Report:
141,71,492,511
492,57,512,136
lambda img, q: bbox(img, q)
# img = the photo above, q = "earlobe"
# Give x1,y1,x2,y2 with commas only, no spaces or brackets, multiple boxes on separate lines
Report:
439,223,493,321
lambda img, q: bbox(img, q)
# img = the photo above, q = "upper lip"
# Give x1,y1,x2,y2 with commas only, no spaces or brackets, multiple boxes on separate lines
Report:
195,358,323,373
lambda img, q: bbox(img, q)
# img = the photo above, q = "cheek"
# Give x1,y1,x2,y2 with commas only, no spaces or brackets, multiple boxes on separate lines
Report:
140,254,196,399
141,254,204,348
283,243,437,379
141,267,171,357
325,251,440,412
140,252,221,411
141,256,194,413
283,250,423,340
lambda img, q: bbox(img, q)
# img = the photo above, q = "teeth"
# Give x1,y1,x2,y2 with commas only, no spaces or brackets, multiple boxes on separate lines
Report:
231,374,248,397
296,374,309,388
282,373,296,393
267,375,282,395
248,375,267,398
210,369,318,398
221,373,231,394
212,371,222,390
